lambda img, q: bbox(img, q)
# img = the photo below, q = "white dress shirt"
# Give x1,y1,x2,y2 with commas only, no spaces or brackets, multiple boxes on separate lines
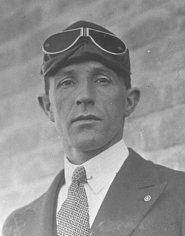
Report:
57,139,129,227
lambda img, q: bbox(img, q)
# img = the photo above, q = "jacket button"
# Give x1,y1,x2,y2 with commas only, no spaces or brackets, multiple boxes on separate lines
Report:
144,195,151,202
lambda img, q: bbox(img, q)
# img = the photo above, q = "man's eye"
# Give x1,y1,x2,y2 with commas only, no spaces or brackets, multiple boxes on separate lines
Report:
96,77,111,85
57,79,74,88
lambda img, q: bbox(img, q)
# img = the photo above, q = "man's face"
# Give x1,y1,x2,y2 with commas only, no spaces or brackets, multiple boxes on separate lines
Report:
46,61,138,154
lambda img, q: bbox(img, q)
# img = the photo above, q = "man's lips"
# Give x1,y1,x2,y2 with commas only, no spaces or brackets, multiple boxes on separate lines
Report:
72,115,101,123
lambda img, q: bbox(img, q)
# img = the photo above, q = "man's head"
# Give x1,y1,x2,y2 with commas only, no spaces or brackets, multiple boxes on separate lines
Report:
41,20,132,93
39,21,140,163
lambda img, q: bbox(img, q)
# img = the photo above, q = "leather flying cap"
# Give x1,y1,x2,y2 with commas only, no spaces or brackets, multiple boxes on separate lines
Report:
41,20,131,93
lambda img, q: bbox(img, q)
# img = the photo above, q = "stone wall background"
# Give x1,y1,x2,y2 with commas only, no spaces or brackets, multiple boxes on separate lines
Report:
0,0,185,231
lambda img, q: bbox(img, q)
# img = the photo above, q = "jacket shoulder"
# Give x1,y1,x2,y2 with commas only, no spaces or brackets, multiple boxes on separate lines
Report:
130,148,185,195
2,193,46,236
2,212,16,236
2,169,64,235
152,158,185,191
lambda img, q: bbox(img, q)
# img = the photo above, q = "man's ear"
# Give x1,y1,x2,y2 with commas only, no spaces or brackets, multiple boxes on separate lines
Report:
37,94,55,122
125,88,140,117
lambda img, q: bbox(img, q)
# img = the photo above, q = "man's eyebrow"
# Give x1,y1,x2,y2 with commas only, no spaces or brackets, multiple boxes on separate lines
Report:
90,67,111,76
55,69,76,78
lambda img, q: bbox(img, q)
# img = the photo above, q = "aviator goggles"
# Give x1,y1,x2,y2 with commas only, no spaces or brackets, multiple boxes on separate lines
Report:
42,27,127,56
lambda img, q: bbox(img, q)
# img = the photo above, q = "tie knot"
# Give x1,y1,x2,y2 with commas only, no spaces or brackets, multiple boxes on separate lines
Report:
72,166,87,184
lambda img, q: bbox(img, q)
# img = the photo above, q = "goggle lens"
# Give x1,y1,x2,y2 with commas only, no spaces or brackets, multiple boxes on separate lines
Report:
89,29,126,54
43,29,81,54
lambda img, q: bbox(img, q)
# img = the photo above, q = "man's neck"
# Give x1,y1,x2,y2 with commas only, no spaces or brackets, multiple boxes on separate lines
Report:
66,149,105,165
65,137,123,165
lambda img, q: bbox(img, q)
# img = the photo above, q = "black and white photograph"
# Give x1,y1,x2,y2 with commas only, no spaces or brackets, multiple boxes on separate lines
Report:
1,0,185,235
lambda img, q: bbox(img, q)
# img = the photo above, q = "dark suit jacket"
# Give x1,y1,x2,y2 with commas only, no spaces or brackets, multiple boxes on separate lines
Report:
3,149,185,236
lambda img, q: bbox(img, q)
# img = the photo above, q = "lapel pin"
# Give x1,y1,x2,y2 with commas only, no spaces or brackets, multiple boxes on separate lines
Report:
144,195,151,202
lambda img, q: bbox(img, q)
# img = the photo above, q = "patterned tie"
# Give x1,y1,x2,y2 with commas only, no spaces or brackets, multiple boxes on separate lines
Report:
57,166,90,236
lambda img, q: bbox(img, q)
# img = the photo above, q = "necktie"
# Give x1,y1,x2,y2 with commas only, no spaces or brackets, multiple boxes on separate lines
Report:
57,166,90,236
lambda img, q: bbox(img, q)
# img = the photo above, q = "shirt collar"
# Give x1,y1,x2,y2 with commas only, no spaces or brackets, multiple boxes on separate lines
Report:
64,139,128,194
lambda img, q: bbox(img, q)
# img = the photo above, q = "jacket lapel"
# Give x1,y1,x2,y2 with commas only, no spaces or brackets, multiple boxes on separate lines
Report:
35,170,65,236
90,149,167,236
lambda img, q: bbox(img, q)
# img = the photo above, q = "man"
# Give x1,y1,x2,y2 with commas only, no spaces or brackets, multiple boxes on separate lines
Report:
2,20,185,236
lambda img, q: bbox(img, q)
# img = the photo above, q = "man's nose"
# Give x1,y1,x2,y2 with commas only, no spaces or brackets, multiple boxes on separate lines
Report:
76,81,95,106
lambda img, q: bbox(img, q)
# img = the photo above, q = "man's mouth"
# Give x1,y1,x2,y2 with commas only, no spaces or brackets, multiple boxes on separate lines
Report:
72,115,101,123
